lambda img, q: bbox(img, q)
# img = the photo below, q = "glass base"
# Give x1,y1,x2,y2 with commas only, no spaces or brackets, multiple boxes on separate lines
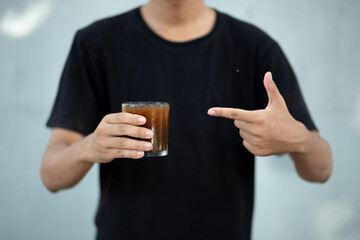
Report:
144,150,168,157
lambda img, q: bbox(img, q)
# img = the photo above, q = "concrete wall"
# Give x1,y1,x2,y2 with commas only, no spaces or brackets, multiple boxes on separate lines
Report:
1,0,359,239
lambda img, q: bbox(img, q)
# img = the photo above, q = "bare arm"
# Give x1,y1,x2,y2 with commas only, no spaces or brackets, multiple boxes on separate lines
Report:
41,113,154,192
290,130,332,182
41,129,93,192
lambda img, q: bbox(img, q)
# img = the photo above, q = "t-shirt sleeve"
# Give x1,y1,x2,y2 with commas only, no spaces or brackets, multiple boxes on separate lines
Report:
46,31,101,135
256,40,317,131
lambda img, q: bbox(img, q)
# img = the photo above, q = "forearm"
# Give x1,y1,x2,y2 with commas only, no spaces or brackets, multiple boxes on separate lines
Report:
41,134,94,192
290,130,332,183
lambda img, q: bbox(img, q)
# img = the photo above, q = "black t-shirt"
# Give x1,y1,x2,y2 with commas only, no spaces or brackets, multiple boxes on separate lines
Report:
47,7,316,240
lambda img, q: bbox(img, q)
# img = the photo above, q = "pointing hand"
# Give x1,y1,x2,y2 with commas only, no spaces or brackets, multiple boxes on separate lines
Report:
208,72,308,156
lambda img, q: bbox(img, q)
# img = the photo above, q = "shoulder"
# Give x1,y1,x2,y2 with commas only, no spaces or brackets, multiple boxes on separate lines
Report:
218,11,286,64
75,8,138,45
220,11,278,49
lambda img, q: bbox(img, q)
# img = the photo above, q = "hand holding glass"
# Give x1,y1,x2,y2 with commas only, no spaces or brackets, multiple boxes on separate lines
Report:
122,102,170,157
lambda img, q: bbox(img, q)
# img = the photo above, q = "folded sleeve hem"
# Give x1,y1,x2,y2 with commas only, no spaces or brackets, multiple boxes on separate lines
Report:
46,115,97,136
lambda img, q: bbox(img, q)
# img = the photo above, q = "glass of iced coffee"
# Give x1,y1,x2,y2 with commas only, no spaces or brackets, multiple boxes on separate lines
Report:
121,102,170,157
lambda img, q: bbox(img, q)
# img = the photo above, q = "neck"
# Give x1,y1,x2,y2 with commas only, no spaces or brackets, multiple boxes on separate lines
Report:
143,0,207,26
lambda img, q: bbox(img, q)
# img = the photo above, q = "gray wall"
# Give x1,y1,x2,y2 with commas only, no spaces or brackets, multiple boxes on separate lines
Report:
1,0,359,239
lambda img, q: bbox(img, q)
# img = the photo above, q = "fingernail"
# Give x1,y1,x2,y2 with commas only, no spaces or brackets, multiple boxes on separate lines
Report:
208,109,216,115
144,142,152,149
137,151,144,156
138,116,146,123
145,130,153,137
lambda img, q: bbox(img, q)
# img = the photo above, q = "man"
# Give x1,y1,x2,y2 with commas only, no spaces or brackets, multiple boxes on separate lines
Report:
41,0,333,239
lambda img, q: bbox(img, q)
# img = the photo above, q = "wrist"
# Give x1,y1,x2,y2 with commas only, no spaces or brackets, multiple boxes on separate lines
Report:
77,134,94,163
293,121,312,154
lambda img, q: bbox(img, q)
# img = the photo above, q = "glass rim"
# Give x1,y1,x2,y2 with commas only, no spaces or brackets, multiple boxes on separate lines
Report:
121,101,169,108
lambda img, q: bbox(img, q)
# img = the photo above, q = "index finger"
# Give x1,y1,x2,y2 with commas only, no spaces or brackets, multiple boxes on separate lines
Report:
207,107,256,122
104,112,147,125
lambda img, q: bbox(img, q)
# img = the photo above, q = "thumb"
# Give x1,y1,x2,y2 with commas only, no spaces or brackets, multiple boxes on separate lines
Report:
263,72,284,108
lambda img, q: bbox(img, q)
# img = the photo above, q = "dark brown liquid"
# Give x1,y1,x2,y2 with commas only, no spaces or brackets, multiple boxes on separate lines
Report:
122,104,169,153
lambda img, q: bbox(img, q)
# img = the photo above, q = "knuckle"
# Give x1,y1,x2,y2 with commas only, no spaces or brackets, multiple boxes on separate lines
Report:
98,148,107,156
252,137,262,147
117,150,125,158
252,129,259,137
130,151,141,158
268,121,276,130
253,112,264,123
117,138,126,148
234,120,238,127
252,128,262,137
251,140,258,147
117,112,126,121
138,141,146,150
103,114,110,122
257,119,265,125
104,113,115,122
117,124,127,134
242,139,250,148
96,125,105,135
231,111,238,118
256,116,264,124
103,152,113,161
99,149,110,161
128,151,136,158
137,127,144,137
242,140,248,148
239,130,246,139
